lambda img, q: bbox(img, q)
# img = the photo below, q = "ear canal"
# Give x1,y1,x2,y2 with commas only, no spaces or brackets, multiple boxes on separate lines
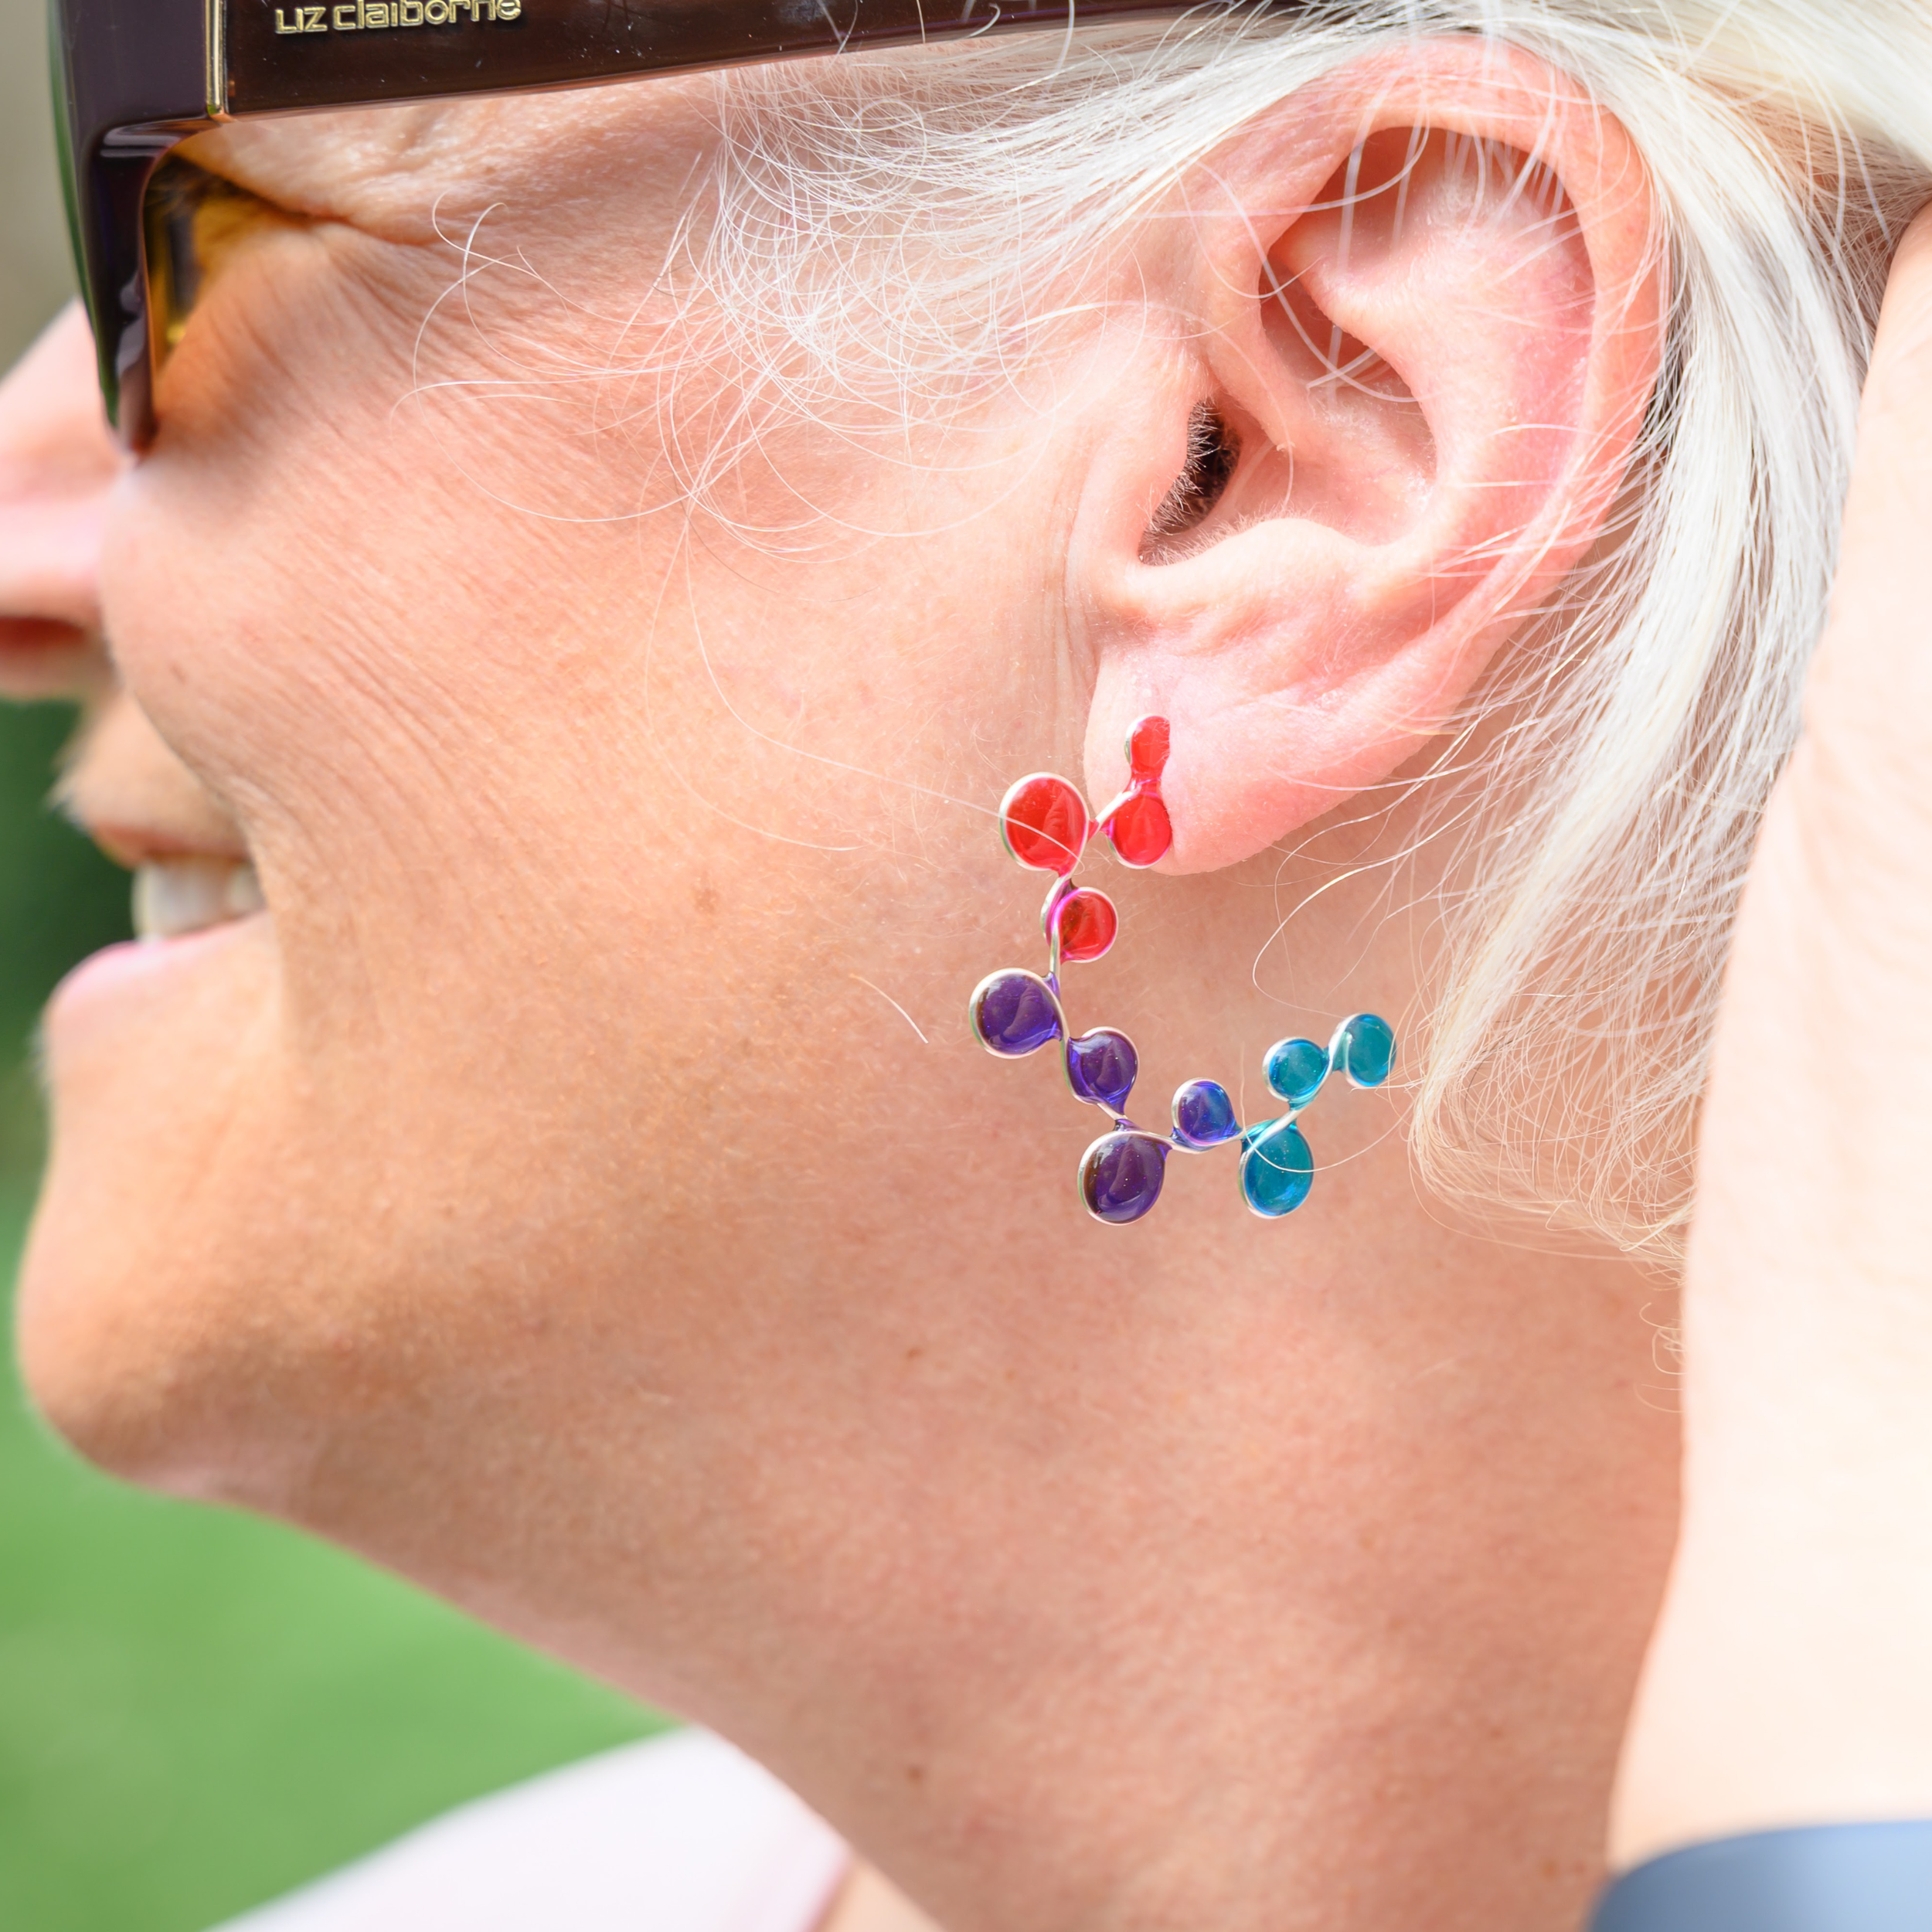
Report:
1141,401,1243,562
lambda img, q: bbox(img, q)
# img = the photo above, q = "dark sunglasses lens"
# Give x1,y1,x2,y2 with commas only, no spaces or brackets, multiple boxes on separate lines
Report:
141,158,259,369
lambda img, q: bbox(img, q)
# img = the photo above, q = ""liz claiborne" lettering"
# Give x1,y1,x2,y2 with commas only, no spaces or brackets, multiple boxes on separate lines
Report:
274,0,522,33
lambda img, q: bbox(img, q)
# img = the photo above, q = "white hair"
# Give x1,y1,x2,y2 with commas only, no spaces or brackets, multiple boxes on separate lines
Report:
645,2,1930,1262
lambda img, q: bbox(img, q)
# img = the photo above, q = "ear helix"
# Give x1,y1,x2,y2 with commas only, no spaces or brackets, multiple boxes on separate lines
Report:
968,718,1396,1226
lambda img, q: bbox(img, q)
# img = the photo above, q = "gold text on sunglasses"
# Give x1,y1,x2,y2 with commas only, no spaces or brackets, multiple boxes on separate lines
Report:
272,0,521,34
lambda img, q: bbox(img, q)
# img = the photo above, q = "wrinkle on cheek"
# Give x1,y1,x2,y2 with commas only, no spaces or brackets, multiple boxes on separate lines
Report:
174,110,723,532
103,431,429,1043
95,111,751,1090
140,231,431,530
110,294,654,1073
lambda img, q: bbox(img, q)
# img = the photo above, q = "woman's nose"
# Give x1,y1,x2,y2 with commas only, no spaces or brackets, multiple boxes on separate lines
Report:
0,301,124,699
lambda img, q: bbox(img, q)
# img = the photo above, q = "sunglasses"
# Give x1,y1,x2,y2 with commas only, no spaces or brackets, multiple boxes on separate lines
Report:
53,0,1236,452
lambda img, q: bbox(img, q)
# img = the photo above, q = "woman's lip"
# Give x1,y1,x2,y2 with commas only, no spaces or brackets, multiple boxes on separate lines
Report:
44,917,270,1041
85,822,250,871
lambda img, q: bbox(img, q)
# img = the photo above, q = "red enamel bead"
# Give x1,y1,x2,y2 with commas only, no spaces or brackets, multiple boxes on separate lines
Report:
1127,715,1171,785
1000,773,1090,876
1055,888,1118,964
1105,791,1172,868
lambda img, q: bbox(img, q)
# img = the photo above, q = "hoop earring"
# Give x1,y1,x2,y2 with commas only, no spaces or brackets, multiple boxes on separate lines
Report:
968,717,1396,1226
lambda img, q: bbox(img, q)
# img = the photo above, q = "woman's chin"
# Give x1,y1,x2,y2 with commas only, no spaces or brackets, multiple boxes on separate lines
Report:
15,913,290,1492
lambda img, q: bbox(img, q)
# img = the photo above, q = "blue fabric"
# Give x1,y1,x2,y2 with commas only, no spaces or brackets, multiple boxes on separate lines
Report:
1591,1823,1932,1931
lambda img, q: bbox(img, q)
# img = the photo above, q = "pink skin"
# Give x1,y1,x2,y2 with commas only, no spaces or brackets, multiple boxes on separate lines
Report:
1612,211,1932,1864
2,48,1679,1932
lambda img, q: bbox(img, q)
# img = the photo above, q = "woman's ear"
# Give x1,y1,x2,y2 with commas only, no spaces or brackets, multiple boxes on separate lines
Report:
1073,41,1663,871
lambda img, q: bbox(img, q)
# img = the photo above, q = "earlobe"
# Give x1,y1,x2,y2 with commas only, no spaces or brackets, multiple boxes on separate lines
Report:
1075,42,1665,873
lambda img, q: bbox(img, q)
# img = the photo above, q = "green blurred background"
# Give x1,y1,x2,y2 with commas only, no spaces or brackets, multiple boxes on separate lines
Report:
0,1,658,1924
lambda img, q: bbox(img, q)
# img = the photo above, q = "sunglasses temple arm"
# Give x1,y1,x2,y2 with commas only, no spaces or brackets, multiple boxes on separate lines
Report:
57,0,1309,447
